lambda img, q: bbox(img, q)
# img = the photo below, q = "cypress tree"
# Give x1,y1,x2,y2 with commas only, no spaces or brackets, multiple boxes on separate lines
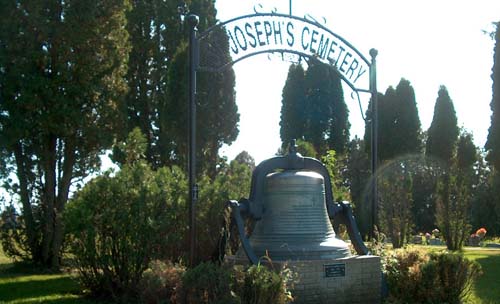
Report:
394,79,422,155
486,22,500,171
426,86,459,165
304,59,334,155
280,64,306,147
328,69,350,154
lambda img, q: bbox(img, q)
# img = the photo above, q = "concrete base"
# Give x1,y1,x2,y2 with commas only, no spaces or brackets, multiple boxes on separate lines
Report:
227,255,381,304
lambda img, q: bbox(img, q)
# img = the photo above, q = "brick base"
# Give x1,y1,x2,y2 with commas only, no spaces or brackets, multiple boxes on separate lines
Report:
227,255,381,304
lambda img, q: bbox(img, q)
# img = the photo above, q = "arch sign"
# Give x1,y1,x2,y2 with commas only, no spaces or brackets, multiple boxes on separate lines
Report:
199,13,371,92
185,12,378,264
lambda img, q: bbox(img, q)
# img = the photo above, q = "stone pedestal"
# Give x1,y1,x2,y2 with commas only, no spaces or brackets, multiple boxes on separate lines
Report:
227,255,381,304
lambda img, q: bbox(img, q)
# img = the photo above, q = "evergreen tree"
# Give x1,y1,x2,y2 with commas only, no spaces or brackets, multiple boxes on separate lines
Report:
328,69,350,154
165,27,238,178
426,86,459,166
485,22,500,171
123,0,239,175
378,87,398,162
394,79,422,155
457,131,477,174
302,59,349,156
280,60,349,157
345,138,371,238
364,79,421,163
124,0,178,167
303,59,333,154
280,64,306,147
0,0,130,268
436,133,476,251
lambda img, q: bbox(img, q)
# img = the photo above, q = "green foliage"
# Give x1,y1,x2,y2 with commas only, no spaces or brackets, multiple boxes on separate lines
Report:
435,131,477,251
234,151,256,170
457,132,477,173
64,161,187,300
0,0,131,269
111,127,148,165
280,59,349,156
485,22,500,171
123,0,239,173
365,79,422,163
197,159,252,261
322,150,350,201
139,260,186,304
237,264,293,304
378,159,414,248
280,64,307,147
384,249,482,304
277,139,317,158
345,138,371,238
426,86,459,166
180,262,237,304
393,79,422,155
435,174,472,251
304,60,341,155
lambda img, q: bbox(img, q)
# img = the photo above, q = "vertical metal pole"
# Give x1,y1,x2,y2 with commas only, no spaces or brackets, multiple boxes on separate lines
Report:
369,48,378,240
187,14,199,266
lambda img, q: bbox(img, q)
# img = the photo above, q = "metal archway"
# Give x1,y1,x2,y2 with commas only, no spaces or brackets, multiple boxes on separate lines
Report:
185,12,378,265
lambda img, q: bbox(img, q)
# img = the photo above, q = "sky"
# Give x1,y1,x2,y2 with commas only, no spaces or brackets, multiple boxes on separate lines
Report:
215,0,500,164
1,1,499,206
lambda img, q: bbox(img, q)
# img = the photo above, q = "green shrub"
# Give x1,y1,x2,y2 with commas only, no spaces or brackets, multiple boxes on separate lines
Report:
139,260,185,304
64,162,187,301
384,249,482,303
419,253,481,303
237,264,293,304
179,262,238,304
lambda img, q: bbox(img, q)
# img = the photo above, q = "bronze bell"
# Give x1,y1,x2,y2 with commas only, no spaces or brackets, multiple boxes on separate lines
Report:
249,170,350,260
228,141,368,264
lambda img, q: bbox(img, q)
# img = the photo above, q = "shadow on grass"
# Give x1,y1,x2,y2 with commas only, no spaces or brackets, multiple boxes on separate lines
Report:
0,261,112,304
0,261,62,278
0,275,80,301
471,254,500,304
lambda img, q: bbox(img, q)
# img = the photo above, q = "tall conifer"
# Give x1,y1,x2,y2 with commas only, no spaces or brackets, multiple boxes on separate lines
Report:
426,86,459,165
486,22,500,170
280,64,306,147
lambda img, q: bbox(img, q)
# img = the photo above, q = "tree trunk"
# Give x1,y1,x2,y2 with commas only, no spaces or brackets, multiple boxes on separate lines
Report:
13,144,39,261
41,135,57,267
51,138,76,268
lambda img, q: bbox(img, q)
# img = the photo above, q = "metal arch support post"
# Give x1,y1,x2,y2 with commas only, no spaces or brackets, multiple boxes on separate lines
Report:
369,48,378,240
187,14,199,266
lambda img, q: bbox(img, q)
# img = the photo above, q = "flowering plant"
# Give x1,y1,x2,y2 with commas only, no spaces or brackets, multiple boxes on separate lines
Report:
476,228,487,239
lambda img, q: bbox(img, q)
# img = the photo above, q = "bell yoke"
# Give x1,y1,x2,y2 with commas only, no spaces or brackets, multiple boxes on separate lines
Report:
228,140,369,264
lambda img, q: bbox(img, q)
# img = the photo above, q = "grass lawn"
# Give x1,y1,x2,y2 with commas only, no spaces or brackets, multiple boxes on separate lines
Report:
1,245,499,303
463,248,500,304
0,247,110,304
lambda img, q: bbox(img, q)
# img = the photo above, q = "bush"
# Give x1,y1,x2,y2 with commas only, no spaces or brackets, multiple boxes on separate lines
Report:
139,260,185,304
237,264,294,304
384,248,481,303
178,262,293,304
64,162,187,301
179,262,238,304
